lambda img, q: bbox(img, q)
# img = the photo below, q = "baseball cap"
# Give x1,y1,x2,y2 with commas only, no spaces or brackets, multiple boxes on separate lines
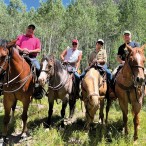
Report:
123,30,131,35
27,24,35,30
72,39,78,44
96,39,104,45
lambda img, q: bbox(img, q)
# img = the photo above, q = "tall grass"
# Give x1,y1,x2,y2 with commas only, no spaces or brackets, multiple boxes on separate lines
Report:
0,96,146,145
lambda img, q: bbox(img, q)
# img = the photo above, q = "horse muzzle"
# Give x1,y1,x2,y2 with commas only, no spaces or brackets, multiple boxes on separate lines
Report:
135,76,145,86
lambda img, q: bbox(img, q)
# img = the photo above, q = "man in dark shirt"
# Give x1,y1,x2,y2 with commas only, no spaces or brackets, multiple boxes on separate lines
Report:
117,30,140,64
110,31,140,99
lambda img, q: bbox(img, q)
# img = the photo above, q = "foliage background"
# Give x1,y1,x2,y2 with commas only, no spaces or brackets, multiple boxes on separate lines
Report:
1,0,146,70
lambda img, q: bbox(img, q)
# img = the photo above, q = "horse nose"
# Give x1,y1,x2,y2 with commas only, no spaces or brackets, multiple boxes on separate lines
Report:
38,77,45,86
136,77,144,84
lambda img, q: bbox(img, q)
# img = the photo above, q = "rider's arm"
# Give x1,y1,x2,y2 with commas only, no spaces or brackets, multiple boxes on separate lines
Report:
60,49,67,61
117,45,125,64
98,49,107,65
88,52,94,66
117,55,125,64
16,45,24,53
76,51,82,70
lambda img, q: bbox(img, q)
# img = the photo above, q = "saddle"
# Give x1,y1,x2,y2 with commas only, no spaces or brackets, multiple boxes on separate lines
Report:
111,64,123,91
85,64,106,77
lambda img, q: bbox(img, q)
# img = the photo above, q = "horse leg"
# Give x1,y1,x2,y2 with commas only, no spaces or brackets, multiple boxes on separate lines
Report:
99,99,104,124
3,97,15,137
21,99,31,136
133,113,140,141
69,95,76,119
10,100,17,124
46,101,54,127
119,100,128,135
132,103,141,141
60,99,68,127
105,92,112,124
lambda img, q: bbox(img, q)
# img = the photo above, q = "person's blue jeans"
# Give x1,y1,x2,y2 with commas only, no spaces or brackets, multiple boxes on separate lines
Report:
72,67,80,80
30,58,40,77
103,64,112,81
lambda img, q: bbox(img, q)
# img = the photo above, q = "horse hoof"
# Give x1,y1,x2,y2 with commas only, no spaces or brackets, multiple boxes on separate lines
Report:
58,126,65,131
44,128,50,132
3,137,9,144
20,133,27,139
43,122,51,128
133,140,138,145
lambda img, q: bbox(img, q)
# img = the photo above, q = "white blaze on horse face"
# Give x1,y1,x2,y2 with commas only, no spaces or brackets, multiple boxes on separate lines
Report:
38,60,48,85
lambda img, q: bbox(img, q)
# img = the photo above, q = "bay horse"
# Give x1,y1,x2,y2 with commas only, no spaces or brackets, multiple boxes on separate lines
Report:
107,44,146,141
0,39,35,138
38,55,76,127
81,66,107,129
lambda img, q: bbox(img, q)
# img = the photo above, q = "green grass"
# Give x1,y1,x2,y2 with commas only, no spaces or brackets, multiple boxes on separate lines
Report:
0,96,146,146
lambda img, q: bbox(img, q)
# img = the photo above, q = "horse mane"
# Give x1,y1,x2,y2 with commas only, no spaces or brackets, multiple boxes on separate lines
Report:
0,39,8,47
44,54,64,72
54,59,64,72
0,39,16,49
7,39,17,48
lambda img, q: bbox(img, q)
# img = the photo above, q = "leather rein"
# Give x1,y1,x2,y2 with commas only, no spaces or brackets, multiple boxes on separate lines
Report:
0,47,33,93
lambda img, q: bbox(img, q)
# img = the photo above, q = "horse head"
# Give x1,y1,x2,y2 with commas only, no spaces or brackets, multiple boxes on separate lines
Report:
126,44,146,86
0,39,10,75
38,54,55,86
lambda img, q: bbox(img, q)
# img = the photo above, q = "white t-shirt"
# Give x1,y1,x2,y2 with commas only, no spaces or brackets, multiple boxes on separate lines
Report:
64,48,82,63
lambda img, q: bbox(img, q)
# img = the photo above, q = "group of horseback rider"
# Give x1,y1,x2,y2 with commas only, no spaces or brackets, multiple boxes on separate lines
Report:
0,24,140,99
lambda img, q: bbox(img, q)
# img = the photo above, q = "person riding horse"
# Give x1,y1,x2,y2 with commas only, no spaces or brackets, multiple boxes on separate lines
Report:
16,24,43,99
80,39,112,83
60,39,82,97
110,30,140,99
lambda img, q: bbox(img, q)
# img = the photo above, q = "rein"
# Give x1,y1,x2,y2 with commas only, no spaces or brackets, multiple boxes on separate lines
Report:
0,47,33,93
48,73,70,90
42,60,70,91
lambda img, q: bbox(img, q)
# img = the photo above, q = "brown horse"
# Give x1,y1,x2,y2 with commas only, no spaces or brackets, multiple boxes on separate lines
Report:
107,44,146,141
81,66,107,129
0,39,34,138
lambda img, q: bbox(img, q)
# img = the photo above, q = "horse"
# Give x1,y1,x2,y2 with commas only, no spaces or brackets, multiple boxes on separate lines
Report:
38,55,77,127
0,39,35,138
81,65,107,129
106,44,146,141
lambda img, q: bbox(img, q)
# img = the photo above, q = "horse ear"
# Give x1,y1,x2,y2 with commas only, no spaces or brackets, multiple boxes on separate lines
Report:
50,54,55,59
42,53,45,58
6,39,17,48
126,43,133,52
141,44,146,51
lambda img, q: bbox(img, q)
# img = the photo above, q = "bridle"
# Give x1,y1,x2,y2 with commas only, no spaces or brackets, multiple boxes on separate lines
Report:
40,58,69,90
0,46,32,93
127,53,145,86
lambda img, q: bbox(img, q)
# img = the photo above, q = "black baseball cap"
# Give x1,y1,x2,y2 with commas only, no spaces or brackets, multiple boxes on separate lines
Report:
27,24,35,30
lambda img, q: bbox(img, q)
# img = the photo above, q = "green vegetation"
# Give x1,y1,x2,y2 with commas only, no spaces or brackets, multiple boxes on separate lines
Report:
1,0,146,70
0,97,146,145
0,0,146,145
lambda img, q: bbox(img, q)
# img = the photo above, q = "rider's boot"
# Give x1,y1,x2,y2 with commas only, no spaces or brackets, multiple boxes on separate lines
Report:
108,79,117,100
33,69,44,99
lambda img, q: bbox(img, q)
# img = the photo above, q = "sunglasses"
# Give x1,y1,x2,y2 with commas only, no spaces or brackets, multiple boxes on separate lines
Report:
72,43,77,46
28,27,35,30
